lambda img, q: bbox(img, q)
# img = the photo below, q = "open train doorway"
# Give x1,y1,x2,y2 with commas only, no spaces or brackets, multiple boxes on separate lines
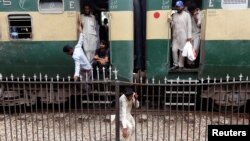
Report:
169,0,203,71
79,0,110,80
79,0,109,45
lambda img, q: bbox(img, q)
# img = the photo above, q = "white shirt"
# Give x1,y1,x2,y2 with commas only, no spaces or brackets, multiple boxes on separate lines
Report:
171,11,192,50
119,94,139,128
81,14,97,35
72,33,92,77
191,10,202,38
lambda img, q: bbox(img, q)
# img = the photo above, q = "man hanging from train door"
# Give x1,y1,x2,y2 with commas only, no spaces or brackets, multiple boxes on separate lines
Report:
80,4,99,63
120,87,140,141
62,25,92,82
187,3,202,67
168,0,192,70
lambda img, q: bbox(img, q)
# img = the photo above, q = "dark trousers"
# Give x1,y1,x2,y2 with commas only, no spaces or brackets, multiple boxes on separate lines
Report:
92,61,110,79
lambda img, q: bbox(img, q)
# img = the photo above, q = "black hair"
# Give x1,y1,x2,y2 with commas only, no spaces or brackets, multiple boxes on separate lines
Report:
188,3,197,12
100,40,107,46
84,3,92,9
63,45,73,53
124,87,134,97
104,18,108,24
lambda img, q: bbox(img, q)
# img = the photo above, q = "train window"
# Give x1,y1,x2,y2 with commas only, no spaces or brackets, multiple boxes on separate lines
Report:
8,14,32,40
39,0,64,13
221,0,248,9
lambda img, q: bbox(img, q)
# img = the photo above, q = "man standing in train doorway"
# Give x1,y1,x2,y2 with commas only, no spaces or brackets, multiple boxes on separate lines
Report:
80,4,98,63
169,0,192,70
120,87,139,141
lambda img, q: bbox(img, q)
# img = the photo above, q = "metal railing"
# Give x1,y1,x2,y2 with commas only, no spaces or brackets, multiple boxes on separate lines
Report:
0,73,249,141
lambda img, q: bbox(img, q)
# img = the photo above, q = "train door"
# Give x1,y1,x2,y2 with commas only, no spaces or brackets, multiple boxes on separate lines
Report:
145,0,203,80
79,0,134,82
169,0,203,72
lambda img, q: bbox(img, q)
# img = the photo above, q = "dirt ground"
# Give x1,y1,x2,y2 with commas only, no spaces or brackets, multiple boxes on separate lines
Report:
0,111,249,141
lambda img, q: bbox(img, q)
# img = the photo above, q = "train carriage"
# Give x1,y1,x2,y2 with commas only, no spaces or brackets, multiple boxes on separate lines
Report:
146,0,250,81
0,0,250,109
0,0,82,77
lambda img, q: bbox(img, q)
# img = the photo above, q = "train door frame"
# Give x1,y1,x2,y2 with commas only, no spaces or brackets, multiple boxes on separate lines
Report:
79,0,109,42
169,0,203,70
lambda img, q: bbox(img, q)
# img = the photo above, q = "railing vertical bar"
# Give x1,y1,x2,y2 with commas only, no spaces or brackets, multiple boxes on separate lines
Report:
63,79,66,141
74,81,78,141
211,78,215,126
68,80,72,141
218,78,222,125
193,81,198,141
35,79,39,141
168,81,173,141
140,81,144,141
104,82,108,141
51,81,56,141
231,80,235,124
174,81,179,141
10,80,18,141
57,79,62,141
180,83,184,141
28,79,34,141
187,80,191,141
134,83,141,141
39,80,45,141
2,82,8,141
163,80,167,141
45,77,50,141
115,80,120,141
146,80,149,141
98,81,102,141
224,81,229,124
87,82,91,141
237,80,241,125
17,78,23,141
92,83,97,141
22,80,28,141
80,81,84,141
157,83,161,141
152,84,155,141
205,79,210,141
198,79,204,141
243,78,248,124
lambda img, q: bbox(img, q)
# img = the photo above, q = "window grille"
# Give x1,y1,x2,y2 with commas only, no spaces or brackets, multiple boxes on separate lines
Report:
8,14,32,40
39,0,64,13
221,0,248,9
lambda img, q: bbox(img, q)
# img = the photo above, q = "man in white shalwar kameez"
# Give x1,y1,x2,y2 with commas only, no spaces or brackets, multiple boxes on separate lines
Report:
169,1,192,69
119,87,139,141
80,4,98,63
189,4,202,55
186,4,202,67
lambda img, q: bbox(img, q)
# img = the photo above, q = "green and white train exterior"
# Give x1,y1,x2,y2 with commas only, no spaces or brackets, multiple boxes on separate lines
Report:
0,0,250,107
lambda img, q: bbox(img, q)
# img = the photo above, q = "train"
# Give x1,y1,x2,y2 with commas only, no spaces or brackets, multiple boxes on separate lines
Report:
0,0,250,109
